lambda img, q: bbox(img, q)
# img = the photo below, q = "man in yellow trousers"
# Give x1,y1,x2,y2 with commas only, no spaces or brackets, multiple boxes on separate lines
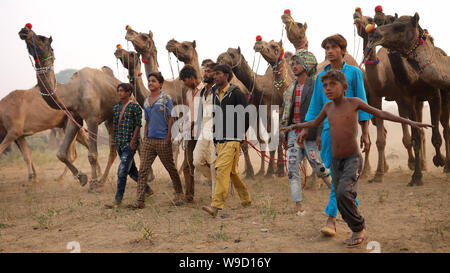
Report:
202,64,251,217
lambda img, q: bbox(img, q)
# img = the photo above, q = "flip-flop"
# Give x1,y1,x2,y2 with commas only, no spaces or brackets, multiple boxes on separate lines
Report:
346,236,367,248
320,226,336,237
296,210,306,216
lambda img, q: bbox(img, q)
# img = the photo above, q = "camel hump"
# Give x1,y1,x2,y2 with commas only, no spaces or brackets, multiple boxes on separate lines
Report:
101,66,115,77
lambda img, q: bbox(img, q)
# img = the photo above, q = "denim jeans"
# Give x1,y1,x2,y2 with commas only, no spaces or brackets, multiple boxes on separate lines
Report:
286,130,330,202
115,145,148,203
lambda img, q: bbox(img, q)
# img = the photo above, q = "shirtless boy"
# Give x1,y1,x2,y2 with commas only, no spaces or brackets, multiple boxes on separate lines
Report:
282,70,432,247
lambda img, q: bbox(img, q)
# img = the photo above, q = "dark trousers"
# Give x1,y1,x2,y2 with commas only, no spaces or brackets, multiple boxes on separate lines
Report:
182,139,197,200
115,145,149,202
331,154,365,232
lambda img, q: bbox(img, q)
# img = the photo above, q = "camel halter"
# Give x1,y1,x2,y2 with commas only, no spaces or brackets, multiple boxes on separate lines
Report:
28,34,110,144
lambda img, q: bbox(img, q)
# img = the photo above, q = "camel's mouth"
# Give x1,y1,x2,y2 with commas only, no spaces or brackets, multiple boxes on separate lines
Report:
367,36,384,50
281,14,293,25
114,48,125,59
124,30,137,42
18,28,30,40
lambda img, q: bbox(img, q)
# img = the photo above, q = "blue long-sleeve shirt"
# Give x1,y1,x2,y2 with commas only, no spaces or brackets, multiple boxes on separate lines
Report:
305,63,372,129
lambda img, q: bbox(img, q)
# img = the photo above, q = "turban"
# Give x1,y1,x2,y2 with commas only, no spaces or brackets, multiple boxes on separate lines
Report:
293,49,318,77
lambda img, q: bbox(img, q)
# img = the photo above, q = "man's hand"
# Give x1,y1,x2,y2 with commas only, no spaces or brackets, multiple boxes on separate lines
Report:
296,130,307,146
360,132,371,153
410,121,433,129
280,125,293,133
316,135,321,150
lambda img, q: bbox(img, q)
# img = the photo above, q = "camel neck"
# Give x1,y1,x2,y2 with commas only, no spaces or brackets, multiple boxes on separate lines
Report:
187,54,202,81
232,56,254,91
129,66,149,108
273,58,288,96
142,52,159,77
34,61,64,110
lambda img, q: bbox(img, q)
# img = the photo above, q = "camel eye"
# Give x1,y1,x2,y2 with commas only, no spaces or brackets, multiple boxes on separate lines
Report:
140,35,148,40
183,44,189,49
230,53,234,58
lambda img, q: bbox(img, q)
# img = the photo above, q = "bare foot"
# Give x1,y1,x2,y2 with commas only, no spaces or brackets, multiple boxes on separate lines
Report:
295,201,305,216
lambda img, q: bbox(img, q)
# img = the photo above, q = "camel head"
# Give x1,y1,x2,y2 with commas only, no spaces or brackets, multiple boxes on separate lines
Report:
353,7,374,39
280,9,308,50
166,39,197,63
373,5,398,27
114,46,141,73
124,26,156,56
216,47,243,69
367,12,423,55
18,24,54,65
254,38,284,67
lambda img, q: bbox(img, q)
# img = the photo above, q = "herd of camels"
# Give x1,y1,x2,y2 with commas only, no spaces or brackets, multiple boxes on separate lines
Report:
0,7,448,192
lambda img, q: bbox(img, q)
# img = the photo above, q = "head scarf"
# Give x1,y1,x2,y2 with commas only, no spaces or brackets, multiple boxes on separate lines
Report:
292,49,318,77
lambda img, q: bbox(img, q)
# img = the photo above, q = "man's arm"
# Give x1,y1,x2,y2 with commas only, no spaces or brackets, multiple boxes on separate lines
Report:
354,98,432,128
282,104,328,132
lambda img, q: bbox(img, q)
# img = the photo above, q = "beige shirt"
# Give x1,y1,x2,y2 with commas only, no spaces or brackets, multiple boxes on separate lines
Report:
199,86,214,140
186,82,204,136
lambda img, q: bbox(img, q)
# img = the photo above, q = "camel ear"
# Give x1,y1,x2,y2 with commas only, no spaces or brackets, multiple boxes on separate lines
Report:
148,30,153,39
237,46,241,54
394,13,398,19
304,22,308,30
192,40,196,48
412,12,420,26
49,36,53,44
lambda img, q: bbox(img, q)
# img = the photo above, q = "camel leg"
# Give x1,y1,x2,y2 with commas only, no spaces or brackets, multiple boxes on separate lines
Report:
75,127,101,177
439,90,450,172
56,120,87,186
241,141,255,179
427,94,445,168
55,135,78,183
415,101,427,171
15,137,37,183
276,139,285,177
408,103,424,186
93,120,118,190
368,97,387,183
397,101,415,170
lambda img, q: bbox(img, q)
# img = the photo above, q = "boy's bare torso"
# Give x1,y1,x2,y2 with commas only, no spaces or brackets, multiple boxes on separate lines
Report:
325,97,360,158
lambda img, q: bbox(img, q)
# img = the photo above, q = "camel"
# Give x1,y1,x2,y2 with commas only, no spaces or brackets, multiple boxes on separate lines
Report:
0,87,91,183
281,9,360,72
367,12,450,175
19,24,119,191
353,8,435,183
253,38,294,177
217,47,275,177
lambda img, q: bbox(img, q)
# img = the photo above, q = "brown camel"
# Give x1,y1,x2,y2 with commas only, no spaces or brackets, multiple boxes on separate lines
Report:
217,47,274,177
281,9,360,71
19,24,119,191
353,8,434,183
0,87,91,183
253,38,293,177
368,12,450,175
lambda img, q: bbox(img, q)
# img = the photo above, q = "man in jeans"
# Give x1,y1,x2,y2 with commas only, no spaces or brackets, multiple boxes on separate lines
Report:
105,83,152,208
281,51,331,216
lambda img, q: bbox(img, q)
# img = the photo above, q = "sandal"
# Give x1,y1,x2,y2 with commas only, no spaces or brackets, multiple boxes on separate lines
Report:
346,235,367,248
320,226,336,237
296,210,306,216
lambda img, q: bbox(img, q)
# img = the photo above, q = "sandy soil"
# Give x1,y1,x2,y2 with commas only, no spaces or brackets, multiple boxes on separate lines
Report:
0,102,449,253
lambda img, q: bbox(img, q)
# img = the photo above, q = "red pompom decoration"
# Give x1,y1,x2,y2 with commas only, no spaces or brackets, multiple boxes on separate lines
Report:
142,58,149,63
284,9,291,15
116,44,122,49
355,7,362,12
256,35,262,41
125,25,131,30
424,29,429,35
375,5,383,13
25,23,32,29
138,73,142,77
419,38,424,45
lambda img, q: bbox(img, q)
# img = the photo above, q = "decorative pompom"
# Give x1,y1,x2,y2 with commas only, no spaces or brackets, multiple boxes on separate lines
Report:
375,5,383,13
256,35,262,41
138,73,142,77
355,7,362,12
365,24,375,33
419,38,424,45
142,58,149,63
284,9,291,15
25,23,32,29
116,44,122,49
424,29,429,35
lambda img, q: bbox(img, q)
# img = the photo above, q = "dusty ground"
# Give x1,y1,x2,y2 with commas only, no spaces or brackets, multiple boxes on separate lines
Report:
0,103,449,253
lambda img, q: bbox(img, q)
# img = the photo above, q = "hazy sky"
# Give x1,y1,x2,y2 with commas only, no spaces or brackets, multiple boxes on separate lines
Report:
0,0,448,100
